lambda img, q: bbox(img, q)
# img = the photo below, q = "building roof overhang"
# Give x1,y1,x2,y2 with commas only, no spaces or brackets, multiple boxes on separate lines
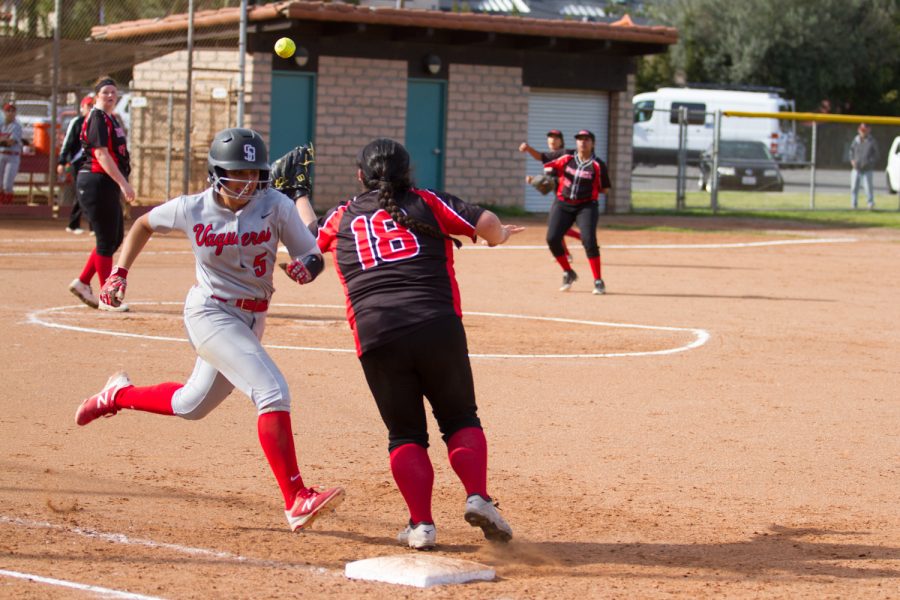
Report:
89,1,677,49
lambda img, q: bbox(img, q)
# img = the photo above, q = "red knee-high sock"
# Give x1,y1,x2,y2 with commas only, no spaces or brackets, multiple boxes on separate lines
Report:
588,256,602,280
446,427,488,498
79,248,98,284
115,383,179,415
257,411,304,509
389,443,434,524
95,253,113,286
554,254,572,272
565,228,582,240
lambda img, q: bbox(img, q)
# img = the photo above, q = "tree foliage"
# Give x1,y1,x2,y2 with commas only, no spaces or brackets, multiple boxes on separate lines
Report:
5,0,243,40
637,0,900,114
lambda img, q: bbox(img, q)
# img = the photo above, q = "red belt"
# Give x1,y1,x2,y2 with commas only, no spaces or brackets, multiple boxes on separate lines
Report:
211,295,269,312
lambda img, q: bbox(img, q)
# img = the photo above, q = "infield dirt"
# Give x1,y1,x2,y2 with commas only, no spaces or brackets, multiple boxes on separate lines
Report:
0,216,897,599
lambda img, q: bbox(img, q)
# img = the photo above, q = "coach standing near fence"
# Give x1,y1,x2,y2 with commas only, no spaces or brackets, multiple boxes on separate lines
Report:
849,123,880,210
68,77,135,310
0,103,23,205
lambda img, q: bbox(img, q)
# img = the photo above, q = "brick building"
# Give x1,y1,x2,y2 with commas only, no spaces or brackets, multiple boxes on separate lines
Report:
92,1,676,212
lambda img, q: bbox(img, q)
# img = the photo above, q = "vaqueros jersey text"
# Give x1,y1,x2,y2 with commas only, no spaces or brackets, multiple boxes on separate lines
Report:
148,187,318,300
317,188,484,356
80,108,130,177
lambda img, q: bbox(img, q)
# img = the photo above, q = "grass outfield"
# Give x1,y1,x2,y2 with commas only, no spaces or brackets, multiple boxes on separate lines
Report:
631,190,900,229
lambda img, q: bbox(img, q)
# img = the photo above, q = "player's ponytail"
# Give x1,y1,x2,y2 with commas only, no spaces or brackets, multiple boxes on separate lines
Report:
357,139,460,248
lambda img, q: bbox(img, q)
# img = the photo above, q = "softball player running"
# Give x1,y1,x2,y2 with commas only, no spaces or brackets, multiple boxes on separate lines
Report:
309,138,522,550
75,128,343,531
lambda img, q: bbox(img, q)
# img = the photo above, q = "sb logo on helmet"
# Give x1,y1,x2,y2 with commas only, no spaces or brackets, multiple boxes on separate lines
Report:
243,144,256,162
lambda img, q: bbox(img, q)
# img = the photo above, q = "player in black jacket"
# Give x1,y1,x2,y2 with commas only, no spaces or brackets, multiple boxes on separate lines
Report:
58,95,94,234
315,138,523,550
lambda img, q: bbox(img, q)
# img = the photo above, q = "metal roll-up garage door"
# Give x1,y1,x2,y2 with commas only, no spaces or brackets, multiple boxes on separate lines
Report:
524,89,609,212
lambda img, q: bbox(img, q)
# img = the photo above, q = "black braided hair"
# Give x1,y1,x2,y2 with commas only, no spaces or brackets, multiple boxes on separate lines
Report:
357,138,461,248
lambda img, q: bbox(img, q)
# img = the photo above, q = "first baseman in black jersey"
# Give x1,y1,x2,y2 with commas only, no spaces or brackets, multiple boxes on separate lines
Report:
314,138,523,550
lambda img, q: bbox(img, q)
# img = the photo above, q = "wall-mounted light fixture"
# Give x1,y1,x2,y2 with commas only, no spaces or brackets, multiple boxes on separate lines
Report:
294,47,310,68
424,54,441,75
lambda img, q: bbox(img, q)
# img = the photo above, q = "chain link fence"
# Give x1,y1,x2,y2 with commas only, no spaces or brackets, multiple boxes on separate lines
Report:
0,0,246,208
633,105,900,212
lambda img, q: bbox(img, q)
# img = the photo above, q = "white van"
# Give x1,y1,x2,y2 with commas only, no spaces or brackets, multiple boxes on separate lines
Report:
633,87,802,166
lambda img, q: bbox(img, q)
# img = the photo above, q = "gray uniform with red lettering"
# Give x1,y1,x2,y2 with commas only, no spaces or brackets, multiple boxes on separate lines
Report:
147,186,320,418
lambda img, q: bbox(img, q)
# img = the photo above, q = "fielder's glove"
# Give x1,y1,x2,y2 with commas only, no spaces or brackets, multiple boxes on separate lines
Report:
100,267,128,307
530,174,557,196
280,254,324,285
271,144,314,200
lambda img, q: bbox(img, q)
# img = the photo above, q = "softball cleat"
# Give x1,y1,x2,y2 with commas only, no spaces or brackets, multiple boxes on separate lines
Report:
593,278,606,295
285,486,345,531
464,494,513,543
75,371,132,426
69,278,99,309
397,521,436,550
559,269,578,292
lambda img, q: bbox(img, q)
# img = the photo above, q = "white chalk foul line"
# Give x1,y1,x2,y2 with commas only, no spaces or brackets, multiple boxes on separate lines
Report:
0,515,337,576
0,569,164,600
27,302,709,359
465,237,858,250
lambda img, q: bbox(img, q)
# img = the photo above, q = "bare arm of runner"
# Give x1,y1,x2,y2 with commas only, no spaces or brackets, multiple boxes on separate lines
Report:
99,214,154,307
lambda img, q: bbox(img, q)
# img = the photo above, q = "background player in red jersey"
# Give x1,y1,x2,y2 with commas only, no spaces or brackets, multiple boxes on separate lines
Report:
67,76,135,311
518,129,581,261
543,129,611,295
311,138,523,550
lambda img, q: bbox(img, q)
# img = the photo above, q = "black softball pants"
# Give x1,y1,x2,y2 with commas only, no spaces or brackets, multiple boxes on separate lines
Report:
76,171,124,257
546,199,600,259
359,315,482,453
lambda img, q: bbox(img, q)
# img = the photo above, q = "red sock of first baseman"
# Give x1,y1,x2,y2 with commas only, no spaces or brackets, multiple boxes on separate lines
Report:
257,411,304,509
447,427,488,498
95,253,113,286
78,249,98,284
588,256,602,280
390,443,434,524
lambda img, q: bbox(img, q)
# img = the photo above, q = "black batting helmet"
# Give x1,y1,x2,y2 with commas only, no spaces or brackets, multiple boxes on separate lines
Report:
207,128,270,187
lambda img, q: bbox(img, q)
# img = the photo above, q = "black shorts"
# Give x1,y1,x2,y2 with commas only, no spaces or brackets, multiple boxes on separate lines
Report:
359,315,481,452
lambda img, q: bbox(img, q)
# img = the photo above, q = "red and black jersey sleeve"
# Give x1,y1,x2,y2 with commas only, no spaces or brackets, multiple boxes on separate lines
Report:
596,157,612,191
80,109,130,177
317,189,482,356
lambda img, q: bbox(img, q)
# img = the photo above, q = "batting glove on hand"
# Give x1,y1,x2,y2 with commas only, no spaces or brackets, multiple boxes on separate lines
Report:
271,144,314,200
100,267,128,307
280,254,324,285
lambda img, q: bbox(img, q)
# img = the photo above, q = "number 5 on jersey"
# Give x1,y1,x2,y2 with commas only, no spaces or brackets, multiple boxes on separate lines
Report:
351,210,420,269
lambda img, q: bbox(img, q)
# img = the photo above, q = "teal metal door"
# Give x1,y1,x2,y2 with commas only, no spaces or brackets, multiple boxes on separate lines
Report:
270,71,315,160
406,80,446,190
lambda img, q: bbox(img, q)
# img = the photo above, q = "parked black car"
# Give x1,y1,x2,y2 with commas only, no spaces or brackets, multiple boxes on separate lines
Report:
698,140,784,192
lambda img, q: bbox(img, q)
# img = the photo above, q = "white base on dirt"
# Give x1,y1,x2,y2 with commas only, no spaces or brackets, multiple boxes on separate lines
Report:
345,554,495,588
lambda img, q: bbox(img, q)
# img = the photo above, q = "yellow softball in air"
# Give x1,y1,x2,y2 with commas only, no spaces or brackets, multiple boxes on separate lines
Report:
274,37,296,59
